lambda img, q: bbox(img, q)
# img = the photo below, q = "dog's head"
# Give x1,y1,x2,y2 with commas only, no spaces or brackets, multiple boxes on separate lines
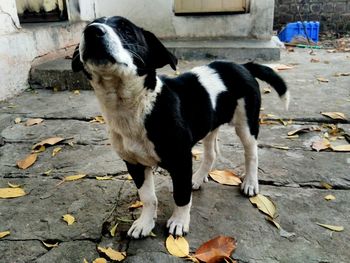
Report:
72,16,177,78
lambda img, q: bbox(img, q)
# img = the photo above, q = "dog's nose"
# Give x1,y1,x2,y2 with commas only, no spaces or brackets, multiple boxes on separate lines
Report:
85,24,106,38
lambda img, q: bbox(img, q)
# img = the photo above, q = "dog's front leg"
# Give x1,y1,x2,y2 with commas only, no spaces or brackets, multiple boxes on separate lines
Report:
166,156,192,236
125,162,157,239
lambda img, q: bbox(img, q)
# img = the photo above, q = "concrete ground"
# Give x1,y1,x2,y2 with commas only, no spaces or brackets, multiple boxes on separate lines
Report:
0,49,350,263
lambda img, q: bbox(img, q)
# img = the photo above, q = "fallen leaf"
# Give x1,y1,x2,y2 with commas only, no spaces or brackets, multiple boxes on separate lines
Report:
97,247,126,261
32,137,65,151
265,216,281,229
43,169,52,176
310,58,320,63
334,72,350,77
96,176,113,180
0,231,10,239
0,188,26,199
278,119,292,126
209,170,242,186
271,145,289,150
327,49,336,53
129,200,143,210
192,149,202,161
52,147,62,157
286,135,299,139
263,87,271,94
316,223,344,232
266,64,294,71
64,174,87,182
32,145,46,153
287,127,313,136
194,236,237,263
62,214,75,225
90,116,105,124
321,112,347,121
93,258,107,263
320,182,333,189
25,118,44,126
14,117,21,124
126,174,133,180
42,241,59,248
311,138,331,152
324,194,336,201
73,90,80,95
17,153,38,169
331,144,350,152
8,182,21,188
83,259,89,263
316,77,329,83
249,194,277,219
149,231,157,237
110,223,118,237
165,235,189,258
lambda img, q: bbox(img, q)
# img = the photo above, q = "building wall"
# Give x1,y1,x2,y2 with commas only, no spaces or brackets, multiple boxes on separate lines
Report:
274,0,350,32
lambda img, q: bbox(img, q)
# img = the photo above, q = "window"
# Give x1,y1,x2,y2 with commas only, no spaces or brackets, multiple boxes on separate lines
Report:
174,0,249,15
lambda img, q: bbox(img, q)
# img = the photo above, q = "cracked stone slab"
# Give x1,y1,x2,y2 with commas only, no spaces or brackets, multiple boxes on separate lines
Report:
0,240,47,263
0,177,123,241
0,143,125,177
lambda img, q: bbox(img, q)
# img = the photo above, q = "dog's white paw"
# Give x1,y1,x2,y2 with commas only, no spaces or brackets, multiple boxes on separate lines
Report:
167,215,190,237
192,173,208,190
241,176,259,197
127,216,155,239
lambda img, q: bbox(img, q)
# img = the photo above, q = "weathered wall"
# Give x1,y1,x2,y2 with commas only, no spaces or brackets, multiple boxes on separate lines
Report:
274,0,350,32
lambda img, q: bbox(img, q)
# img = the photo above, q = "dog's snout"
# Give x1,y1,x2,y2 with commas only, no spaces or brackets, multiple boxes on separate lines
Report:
85,24,106,38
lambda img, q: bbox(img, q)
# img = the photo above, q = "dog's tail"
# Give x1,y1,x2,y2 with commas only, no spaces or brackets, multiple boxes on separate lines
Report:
244,62,290,110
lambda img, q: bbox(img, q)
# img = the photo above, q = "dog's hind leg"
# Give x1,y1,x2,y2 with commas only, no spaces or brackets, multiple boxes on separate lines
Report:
192,128,219,190
125,162,157,239
233,99,259,196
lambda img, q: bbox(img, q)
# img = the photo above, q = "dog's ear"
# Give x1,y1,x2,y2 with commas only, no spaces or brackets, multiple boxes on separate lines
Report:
72,44,83,72
142,30,178,70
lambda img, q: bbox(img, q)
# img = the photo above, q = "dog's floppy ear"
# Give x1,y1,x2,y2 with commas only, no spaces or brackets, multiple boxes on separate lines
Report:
72,44,83,72
142,30,178,70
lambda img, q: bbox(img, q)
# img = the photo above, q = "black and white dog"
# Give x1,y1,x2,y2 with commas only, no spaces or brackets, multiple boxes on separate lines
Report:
72,16,289,239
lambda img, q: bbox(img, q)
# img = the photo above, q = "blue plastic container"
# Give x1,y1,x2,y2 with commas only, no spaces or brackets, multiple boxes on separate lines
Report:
278,21,320,43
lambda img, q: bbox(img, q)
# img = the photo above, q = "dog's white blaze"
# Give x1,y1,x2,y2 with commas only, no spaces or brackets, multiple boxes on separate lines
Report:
191,66,227,110
167,198,192,236
128,167,157,238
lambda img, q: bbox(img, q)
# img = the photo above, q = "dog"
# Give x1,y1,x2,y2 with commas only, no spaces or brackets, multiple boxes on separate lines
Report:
72,16,289,239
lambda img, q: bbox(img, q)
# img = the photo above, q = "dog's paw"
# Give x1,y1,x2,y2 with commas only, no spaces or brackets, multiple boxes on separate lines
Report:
192,173,208,190
127,217,155,239
241,176,259,197
167,216,190,237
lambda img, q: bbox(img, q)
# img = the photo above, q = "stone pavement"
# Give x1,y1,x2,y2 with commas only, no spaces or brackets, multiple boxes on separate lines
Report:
1,49,350,263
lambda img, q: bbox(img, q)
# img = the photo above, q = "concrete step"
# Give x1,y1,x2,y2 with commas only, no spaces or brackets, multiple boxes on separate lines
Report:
30,38,280,90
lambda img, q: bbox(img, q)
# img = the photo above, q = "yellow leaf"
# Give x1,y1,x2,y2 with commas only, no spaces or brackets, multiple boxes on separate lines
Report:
209,170,242,186
110,223,118,237
96,176,113,180
129,200,143,209
286,135,299,139
32,137,65,150
165,235,189,258
83,259,89,263
32,145,46,153
43,169,53,176
191,149,202,161
90,116,105,124
93,258,107,263
0,188,26,199
311,138,331,152
149,231,157,237
8,182,21,188
52,147,62,157
14,117,21,124
331,144,350,152
0,231,10,238
321,112,347,121
64,174,87,182
324,194,336,201
271,145,289,150
17,153,38,169
126,174,133,180
62,214,75,225
249,194,277,219
334,72,350,77
316,223,344,232
97,247,126,261
320,182,333,189
263,87,271,94
265,216,281,229
316,77,329,83
73,90,80,95
42,241,59,248
25,118,44,126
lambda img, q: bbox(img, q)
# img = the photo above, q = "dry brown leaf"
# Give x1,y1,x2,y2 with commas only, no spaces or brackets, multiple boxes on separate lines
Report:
42,241,59,248
25,118,44,126
14,117,21,124
96,176,113,180
7,182,21,188
93,258,107,263
192,149,202,161
287,127,312,136
324,194,336,201
311,138,331,152
129,200,143,210
316,223,344,232
165,235,189,258
267,64,294,71
316,77,329,83
310,58,320,63
331,144,350,152
32,137,64,151
0,188,26,199
0,231,10,239
64,174,87,182
320,182,333,189
265,216,281,229
321,112,347,121
249,194,277,219
97,247,126,261
52,147,62,157
209,170,242,186
194,236,237,263
110,223,118,237
90,116,105,124
17,153,38,169
334,72,350,77
62,214,75,225
271,145,289,150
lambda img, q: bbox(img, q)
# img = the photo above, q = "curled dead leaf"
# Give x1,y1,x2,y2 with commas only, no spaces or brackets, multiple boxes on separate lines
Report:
25,118,44,126
97,246,126,261
96,176,113,180
165,235,189,258
330,144,350,152
32,145,46,154
129,200,143,210
270,145,289,150
0,188,26,199
334,72,350,77
63,174,87,182
52,147,62,157
316,223,344,232
321,112,347,121
320,182,333,189
311,138,331,152
192,149,202,161
209,170,241,186
14,117,21,124
8,182,21,188
0,231,10,239
93,258,107,263
194,236,237,263
32,137,65,151
62,214,75,225
263,87,271,94
249,194,277,219
42,241,59,248
90,116,105,124
324,194,336,201
110,223,118,237
17,153,38,169
316,77,329,83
